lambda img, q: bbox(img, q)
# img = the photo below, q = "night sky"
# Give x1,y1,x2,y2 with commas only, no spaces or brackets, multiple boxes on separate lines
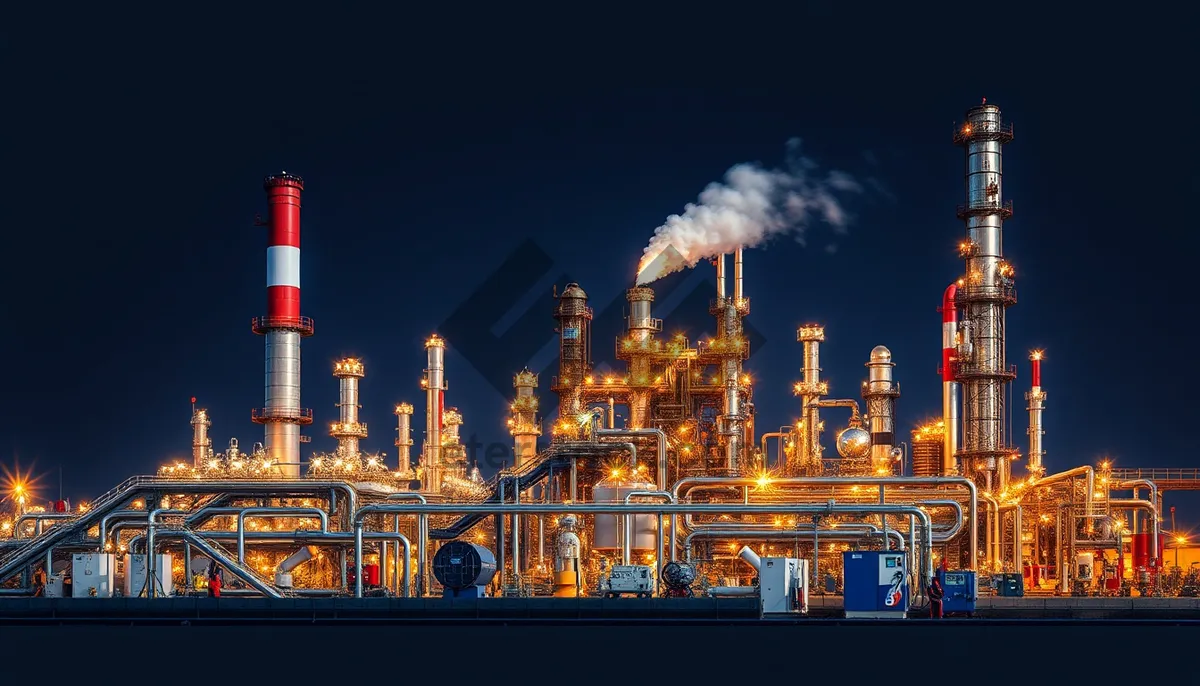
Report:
2,9,1194,522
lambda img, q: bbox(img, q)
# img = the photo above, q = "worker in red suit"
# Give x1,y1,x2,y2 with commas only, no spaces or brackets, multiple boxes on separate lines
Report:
207,564,223,598
929,577,945,618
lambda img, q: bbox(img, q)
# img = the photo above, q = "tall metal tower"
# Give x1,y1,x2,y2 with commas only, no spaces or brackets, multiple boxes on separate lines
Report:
251,173,314,477
952,100,1018,492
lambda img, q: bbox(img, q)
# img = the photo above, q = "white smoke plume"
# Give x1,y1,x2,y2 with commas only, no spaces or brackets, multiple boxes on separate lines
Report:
636,138,864,285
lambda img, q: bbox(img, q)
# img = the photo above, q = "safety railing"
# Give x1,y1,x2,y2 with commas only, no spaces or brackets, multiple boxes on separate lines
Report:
956,199,1014,220
1110,468,1200,484
251,315,315,335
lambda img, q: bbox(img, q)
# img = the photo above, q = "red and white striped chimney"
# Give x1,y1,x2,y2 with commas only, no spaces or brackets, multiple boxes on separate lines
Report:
941,283,960,476
251,172,314,477
1026,351,1046,476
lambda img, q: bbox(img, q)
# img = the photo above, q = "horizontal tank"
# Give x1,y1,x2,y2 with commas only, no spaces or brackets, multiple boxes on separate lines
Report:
432,540,497,590
592,477,658,551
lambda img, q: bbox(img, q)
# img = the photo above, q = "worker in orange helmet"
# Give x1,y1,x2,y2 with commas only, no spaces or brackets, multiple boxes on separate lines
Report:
929,577,945,619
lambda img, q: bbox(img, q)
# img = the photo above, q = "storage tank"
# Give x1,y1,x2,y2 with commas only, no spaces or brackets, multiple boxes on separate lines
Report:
592,475,658,550
1131,532,1165,569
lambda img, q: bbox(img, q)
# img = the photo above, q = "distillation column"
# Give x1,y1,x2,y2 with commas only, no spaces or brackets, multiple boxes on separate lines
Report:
330,358,367,456
394,403,414,474
953,100,1017,492
510,369,542,466
251,172,314,477
441,408,468,478
422,335,446,493
941,283,961,476
710,248,750,472
862,346,900,475
1026,351,1046,477
624,287,660,429
191,402,212,468
552,284,593,434
793,325,828,474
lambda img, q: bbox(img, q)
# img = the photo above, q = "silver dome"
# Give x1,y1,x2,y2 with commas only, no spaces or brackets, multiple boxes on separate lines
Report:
869,345,892,363
836,426,871,459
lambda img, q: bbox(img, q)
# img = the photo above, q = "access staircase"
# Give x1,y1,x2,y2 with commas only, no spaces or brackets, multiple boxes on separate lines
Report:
430,448,565,539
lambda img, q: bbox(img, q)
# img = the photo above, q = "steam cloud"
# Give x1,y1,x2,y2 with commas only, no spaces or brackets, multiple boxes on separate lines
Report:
636,138,865,285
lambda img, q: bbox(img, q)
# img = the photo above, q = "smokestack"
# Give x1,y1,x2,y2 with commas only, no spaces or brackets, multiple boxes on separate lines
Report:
734,247,744,301
1026,351,1046,476
191,404,212,468
394,403,414,472
795,325,827,472
422,335,446,493
251,172,314,477
552,284,592,427
716,254,726,298
330,358,367,456
863,346,899,475
941,283,961,476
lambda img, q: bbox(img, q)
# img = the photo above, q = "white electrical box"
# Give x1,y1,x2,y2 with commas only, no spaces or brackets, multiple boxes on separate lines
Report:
71,553,115,598
45,574,66,598
604,565,656,597
759,557,809,614
123,554,174,597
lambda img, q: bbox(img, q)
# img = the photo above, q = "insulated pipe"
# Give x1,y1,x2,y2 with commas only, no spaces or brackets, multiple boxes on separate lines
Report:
670,476,978,570
941,283,960,475
252,172,313,478
98,510,146,550
737,545,761,571
237,507,329,563
353,501,935,592
597,429,667,490
276,545,319,575
1117,480,1159,535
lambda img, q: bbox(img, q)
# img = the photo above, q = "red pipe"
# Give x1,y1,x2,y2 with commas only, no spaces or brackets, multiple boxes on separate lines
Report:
941,283,958,382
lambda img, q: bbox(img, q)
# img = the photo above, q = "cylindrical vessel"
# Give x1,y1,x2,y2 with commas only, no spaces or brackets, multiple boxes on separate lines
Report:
733,247,744,300
863,345,898,474
910,424,945,477
592,478,658,550
191,408,211,468
1131,533,1165,569
737,545,761,572
941,283,960,476
432,540,498,590
331,358,366,455
1025,352,1046,476
394,403,414,470
553,284,592,422
423,336,446,491
252,172,313,477
796,325,827,471
954,102,1016,491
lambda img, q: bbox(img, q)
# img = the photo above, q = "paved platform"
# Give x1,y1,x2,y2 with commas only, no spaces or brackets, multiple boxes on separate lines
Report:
3,594,1200,623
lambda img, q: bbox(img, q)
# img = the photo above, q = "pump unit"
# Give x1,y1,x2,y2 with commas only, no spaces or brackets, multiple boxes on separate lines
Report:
843,550,908,618
759,557,809,614
71,553,115,598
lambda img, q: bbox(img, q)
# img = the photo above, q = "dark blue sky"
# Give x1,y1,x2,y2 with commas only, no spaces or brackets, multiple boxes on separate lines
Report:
2,8,1194,518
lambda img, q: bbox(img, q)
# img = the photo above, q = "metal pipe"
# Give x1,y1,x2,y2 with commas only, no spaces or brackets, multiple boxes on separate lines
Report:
671,476,978,570
98,510,144,550
1025,352,1046,477
980,493,999,570
716,253,726,298
759,432,790,469
684,526,906,562
354,501,935,585
1035,466,1095,519
1110,498,1160,566
12,513,73,540
384,493,428,596
145,509,187,599
237,507,329,563
422,335,447,494
1117,480,1159,535
941,283,961,476
597,429,667,490
737,545,760,571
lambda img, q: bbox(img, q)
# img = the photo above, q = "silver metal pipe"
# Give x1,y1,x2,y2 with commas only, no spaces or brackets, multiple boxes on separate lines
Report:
597,429,667,490
671,476,978,570
1117,479,1159,533
152,528,284,598
716,253,726,298
685,525,905,562
1035,466,1095,518
1110,498,1160,565
12,513,73,540
682,496,963,542
145,508,187,599
237,507,329,563
98,510,144,550
354,500,935,585
423,336,446,494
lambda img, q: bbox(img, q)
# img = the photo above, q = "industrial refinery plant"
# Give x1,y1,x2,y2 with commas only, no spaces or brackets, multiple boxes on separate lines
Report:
2,101,1192,619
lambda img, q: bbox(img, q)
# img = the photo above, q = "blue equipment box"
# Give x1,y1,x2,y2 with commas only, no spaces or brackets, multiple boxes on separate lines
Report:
843,550,908,618
994,573,1024,597
936,569,977,614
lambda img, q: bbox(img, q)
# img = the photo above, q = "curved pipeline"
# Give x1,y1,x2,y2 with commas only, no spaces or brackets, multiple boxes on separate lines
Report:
670,476,978,569
236,507,329,563
1033,466,1094,518
598,428,668,489
684,525,906,562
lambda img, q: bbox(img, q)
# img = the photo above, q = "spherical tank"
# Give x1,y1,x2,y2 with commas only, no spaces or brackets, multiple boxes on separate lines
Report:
592,477,658,550
432,540,498,590
836,426,871,459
